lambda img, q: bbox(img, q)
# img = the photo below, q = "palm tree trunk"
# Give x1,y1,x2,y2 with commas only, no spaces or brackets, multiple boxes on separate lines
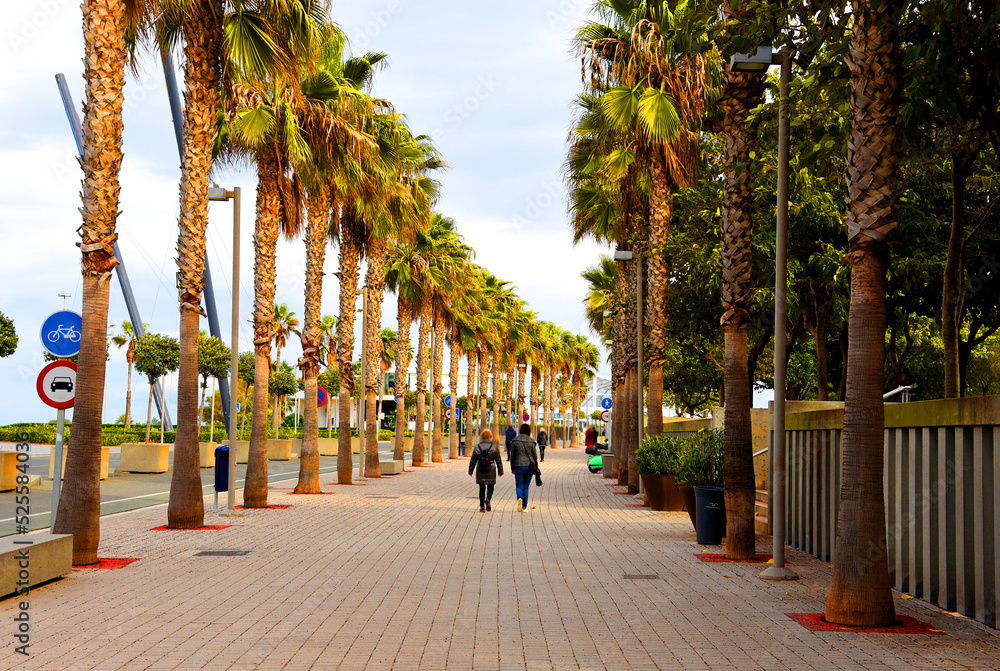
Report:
295,188,330,494
412,304,430,466
943,156,968,398
529,364,539,436
625,366,639,494
646,147,673,435
478,349,488,436
431,319,445,463
245,150,282,508
364,239,388,477
52,0,127,566
449,338,460,459
169,310,206,526
466,349,478,440
393,301,412,461
723,326,755,558
826,0,901,627
490,357,501,448
124,360,133,428
336,220,360,484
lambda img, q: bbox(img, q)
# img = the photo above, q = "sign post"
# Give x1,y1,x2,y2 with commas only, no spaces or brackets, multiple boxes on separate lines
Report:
37,360,77,532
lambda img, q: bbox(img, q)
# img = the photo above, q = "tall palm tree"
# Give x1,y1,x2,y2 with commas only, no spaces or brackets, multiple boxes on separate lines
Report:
111,320,141,428
271,302,299,431
826,0,902,628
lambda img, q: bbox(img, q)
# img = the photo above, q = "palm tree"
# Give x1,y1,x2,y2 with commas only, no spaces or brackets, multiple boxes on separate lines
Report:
111,320,142,428
271,303,299,431
223,7,334,506
54,0,136,564
825,0,902,628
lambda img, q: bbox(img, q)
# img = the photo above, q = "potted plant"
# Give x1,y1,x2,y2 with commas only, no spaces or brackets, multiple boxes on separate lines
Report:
635,434,685,511
676,429,726,544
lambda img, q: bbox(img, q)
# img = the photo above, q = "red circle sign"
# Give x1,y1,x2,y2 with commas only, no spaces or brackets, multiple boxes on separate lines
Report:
37,361,77,409
600,409,611,423
317,385,328,408
522,413,530,422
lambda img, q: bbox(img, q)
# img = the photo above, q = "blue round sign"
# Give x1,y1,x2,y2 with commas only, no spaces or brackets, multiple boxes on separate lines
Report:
40,310,83,358
600,397,612,410
444,394,452,407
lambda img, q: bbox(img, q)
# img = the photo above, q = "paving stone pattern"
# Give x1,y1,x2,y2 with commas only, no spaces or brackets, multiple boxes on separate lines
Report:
3,449,999,670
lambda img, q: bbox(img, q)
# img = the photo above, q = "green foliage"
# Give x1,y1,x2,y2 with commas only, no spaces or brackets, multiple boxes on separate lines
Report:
134,333,180,382
198,331,231,383
636,434,685,475
0,311,17,358
675,429,724,487
0,423,226,445
269,367,298,398
238,351,256,386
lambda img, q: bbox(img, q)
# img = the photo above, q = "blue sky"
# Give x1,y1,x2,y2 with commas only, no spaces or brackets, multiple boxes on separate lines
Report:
0,0,621,425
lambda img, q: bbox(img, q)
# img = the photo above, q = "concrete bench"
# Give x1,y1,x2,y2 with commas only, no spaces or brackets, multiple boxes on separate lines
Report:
379,459,404,475
49,447,110,481
120,443,170,473
0,534,72,598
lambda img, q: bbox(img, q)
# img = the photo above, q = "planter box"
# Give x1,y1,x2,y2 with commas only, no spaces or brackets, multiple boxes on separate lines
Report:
233,441,250,464
601,454,615,478
289,438,302,457
0,453,18,491
0,533,72,597
120,443,169,474
46,447,110,482
199,442,217,469
398,436,413,452
267,439,293,461
352,436,361,454
318,437,339,456
639,473,685,512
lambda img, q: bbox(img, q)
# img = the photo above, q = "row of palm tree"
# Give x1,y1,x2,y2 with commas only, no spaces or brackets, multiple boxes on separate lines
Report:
571,0,908,627
55,0,599,565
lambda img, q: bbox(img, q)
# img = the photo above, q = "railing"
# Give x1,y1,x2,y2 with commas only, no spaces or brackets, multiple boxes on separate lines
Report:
773,396,1000,627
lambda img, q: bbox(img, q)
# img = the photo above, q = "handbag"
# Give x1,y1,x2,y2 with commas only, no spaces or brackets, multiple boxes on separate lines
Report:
532,461,542,487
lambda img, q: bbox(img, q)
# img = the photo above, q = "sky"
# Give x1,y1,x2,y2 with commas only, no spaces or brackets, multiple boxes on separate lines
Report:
0,0,624,425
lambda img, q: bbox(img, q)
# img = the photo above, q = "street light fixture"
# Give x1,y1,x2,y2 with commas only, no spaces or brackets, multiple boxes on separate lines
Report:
731,47,798,581
208,185,241,514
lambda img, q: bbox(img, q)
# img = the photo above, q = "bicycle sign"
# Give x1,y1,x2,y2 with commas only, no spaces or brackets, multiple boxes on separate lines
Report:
41,310,83,358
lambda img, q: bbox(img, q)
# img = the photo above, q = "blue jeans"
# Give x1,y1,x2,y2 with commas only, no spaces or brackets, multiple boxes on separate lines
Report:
514,465,532,506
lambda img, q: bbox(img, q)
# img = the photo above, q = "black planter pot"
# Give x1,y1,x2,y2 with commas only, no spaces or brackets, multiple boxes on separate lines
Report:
694,485,726,545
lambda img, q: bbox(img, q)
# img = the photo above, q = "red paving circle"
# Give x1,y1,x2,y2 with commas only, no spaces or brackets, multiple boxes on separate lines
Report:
786,613,944,634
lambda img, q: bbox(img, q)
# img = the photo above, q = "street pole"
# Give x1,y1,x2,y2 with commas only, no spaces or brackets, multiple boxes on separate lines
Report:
359,287,367,480
227,188,241,512
636,253,644,496
760,51,798,581
49,408,66,533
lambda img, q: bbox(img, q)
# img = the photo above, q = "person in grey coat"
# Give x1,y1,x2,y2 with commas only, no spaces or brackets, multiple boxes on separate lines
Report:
468,429,503,512
510,424,539,512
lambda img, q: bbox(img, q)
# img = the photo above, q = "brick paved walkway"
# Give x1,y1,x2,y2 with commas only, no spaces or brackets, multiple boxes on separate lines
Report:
3,448,999,670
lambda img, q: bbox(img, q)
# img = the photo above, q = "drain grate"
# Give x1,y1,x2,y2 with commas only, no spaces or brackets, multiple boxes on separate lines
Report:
623,574,659,580
194,550,251,557
364,495,400,499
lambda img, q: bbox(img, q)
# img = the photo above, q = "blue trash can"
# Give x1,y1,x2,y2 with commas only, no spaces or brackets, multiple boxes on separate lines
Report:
694,485,726,545
214,445,229,492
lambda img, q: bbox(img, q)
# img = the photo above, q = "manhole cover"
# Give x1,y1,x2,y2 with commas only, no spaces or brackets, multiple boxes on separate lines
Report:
623,574,659,580
194,550,251,557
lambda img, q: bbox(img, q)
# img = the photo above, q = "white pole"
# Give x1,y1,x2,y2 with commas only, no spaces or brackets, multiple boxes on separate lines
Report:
358,287,367,480
50,407,66,533
227,187,240,512
210,377,216,442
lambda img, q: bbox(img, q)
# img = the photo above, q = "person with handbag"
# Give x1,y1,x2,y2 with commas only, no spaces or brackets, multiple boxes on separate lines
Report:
510,423,540,512
468,429,503,512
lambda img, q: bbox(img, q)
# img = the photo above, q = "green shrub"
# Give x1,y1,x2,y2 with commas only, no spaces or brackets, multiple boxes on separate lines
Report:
675,428,724,486
635,434,684,475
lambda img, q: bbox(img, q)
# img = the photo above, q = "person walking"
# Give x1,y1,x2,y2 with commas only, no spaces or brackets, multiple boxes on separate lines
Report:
504,424,517,461
536,428,549,462
510,423,539,512
468,429,503,512
585,426,597,450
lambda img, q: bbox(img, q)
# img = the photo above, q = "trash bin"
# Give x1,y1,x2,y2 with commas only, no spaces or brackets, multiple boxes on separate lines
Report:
694,485,726,545
214,445,229,492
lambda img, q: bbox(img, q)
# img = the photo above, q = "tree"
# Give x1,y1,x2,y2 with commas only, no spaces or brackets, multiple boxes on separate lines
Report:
826,0,903,628
271,303,299,432
111,321,142,428
134,333,180,444
197,331,231,427
269,365,298,435
0,311,17,358
53,0,133,567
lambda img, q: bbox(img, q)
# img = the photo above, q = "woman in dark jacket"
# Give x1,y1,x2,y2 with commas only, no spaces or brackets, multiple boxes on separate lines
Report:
468,429,503,512
510,424,539,512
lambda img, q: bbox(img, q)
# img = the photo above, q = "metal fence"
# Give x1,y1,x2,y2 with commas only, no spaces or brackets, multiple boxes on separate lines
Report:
773,396,1000,627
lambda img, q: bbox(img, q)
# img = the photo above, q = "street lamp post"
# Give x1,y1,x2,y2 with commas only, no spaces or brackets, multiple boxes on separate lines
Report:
208,186,241,513
730,46,798,581
358,287,368,480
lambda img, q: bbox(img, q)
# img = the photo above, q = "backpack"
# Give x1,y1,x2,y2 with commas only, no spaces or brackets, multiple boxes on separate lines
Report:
476,443,494,475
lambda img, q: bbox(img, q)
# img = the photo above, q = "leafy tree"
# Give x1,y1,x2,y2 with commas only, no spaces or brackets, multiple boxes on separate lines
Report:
197,331,231,428
0,311,17,358
134,333,180,444
269,365,298,437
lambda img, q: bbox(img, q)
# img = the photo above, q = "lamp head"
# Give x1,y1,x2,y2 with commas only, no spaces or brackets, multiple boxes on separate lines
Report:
729,45,774,72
